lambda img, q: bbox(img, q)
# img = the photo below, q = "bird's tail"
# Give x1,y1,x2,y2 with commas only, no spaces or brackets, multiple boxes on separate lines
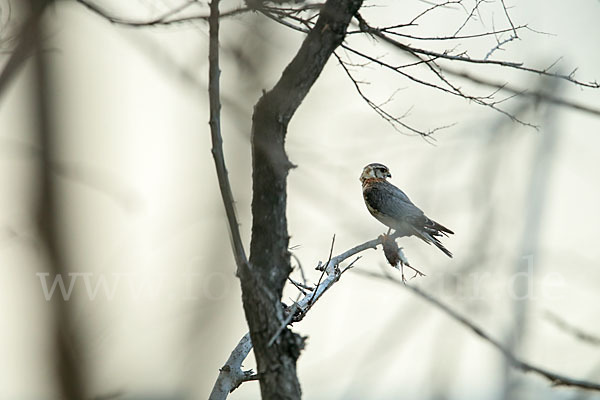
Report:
414,230,453,258
430,235,453,258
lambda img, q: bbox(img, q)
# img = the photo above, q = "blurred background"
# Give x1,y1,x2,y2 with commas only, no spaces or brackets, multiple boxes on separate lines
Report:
1,0,600,399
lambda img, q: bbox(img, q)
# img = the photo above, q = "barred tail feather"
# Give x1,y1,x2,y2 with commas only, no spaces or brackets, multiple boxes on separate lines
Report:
413,229,453,258
431,236,453,258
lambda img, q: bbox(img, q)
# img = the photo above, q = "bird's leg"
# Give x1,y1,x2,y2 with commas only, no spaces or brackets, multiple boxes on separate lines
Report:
397,247,426,280
400,260,407,284
396,247,408,283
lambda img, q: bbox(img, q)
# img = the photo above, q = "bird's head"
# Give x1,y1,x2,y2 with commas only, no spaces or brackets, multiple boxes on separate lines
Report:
360,163,392,183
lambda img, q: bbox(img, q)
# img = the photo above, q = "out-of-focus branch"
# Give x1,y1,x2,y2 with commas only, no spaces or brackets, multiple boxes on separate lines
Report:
207,0,248,273
28,0,87,398
0,138,140,211
545,311,600,346
0,2,45,99
359,270,600,392
76,0,250,27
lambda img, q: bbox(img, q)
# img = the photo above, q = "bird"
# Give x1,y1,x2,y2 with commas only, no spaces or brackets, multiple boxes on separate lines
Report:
360,163,454,257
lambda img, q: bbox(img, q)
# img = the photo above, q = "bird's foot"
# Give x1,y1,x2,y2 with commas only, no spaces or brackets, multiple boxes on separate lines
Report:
397,247,426,282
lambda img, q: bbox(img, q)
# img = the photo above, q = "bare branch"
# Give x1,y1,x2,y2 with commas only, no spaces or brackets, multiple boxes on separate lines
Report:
268,303,300,347
210,232,397,396
373,25,528,41
440,67,600,116
453,0,486,37
545,311,600,346
359,270,600,392
76,0,250,27
0,3,44,99
334,51,446,138
208,333,254,400
500,0,518,38
354,15,600,89
341,43,536,129
410,0,463,26
288,277,311,295
293,233,404,321
484,33,518,60
308,235,336,306
207,0,249,273
262,5,598,125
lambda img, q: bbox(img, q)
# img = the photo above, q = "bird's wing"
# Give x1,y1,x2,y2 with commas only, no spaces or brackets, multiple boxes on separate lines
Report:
364,181,426,229
382,183,453,234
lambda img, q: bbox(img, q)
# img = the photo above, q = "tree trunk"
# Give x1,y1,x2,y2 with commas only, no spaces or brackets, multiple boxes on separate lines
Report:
239,1,364,398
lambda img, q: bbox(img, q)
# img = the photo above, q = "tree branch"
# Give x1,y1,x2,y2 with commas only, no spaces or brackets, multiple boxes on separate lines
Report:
0,2,45,99
545,310,600,346
208,333,255,400
359,270,600,392
210,233,394,397
437,66,600,116
207,0,248,273
76,0,250,27
354,14,599,89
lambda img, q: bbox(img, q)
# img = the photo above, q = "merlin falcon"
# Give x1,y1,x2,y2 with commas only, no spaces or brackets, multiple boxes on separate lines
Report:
360,163,454,257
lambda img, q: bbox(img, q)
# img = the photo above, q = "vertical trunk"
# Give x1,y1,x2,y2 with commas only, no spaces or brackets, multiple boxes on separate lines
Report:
240,1,364,398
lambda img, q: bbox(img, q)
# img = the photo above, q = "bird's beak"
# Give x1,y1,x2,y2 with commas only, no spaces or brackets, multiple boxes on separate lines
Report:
386,172,392,178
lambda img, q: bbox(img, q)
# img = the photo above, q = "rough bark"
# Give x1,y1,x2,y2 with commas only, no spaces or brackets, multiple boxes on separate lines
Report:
239,0,363,398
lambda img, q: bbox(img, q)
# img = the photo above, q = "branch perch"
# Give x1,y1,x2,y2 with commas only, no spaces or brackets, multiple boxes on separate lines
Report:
209,233,392,397
212,231,600,395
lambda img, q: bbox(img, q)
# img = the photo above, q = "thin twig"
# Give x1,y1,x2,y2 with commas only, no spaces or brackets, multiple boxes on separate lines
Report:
287,278,307,295
376,25,527,41
354,15,600,89
308,234,335,305
288,278,313,293
500,0,518,38
290,251,307,286
440,67,600,116
267,303,299,347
